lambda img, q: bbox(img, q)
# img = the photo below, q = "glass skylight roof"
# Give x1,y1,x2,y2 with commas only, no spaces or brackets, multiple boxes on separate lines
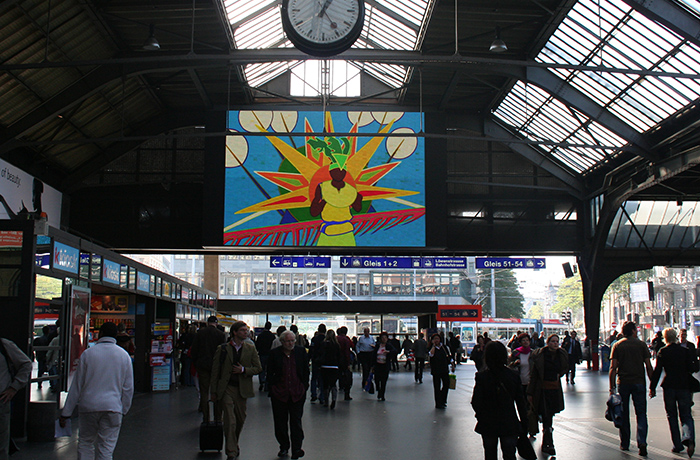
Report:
494,0,700,175
607,201,700,249
221,0,435,94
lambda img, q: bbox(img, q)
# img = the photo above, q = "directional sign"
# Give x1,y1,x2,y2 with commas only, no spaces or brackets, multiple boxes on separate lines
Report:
476,257,546,269
270,256,331,268
339,256,468,269
437,305,482,322
340,257,413,269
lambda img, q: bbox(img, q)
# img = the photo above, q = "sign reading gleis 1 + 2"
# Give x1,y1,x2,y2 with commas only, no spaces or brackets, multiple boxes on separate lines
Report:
476,257,546,269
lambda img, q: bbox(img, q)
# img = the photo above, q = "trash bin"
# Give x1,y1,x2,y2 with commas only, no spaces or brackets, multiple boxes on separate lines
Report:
27,401,57,442
600,344,611,373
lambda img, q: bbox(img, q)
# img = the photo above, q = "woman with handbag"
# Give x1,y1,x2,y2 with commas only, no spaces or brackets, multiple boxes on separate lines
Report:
527,333,569,456
371,332,395,401
429,333,454,409
650,327,700,457
472,341,530,460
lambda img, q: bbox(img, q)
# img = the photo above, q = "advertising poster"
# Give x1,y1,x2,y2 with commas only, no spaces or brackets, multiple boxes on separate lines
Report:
69,286,91,378
90,295,129,313
223,110,425,247
0,158,62,228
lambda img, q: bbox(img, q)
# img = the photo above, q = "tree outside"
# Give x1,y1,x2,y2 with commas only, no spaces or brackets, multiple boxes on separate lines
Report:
477,268,525,318
552,275,583,326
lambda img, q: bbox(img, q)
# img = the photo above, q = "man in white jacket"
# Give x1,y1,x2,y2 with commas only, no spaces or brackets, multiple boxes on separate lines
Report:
59,322,133,460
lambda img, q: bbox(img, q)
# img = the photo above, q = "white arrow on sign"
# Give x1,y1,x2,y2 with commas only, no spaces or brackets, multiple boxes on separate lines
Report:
272,259,280,266
537,260,545,267
341,259,349,267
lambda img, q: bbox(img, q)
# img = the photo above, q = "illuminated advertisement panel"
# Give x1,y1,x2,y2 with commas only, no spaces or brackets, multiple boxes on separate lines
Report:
223,111,425,247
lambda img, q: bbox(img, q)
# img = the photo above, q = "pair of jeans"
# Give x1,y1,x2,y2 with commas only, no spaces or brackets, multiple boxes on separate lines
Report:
481,435,517,460
77,411,123,460
310,364,324,402
374,363,389,399
663,387,695,450
618,383,648,448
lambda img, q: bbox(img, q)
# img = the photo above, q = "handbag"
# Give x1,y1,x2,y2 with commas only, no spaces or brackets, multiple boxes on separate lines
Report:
448,373,457,390
365,371,375,394
689,374,700,393
517,433,537,460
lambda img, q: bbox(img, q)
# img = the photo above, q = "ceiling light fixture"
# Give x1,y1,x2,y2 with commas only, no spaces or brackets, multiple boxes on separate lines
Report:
143,23,160,51
489,26,507,53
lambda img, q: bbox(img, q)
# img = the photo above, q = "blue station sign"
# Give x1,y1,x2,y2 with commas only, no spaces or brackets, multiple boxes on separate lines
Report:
339,257,468,269
270,256,331,268
476,257,546,269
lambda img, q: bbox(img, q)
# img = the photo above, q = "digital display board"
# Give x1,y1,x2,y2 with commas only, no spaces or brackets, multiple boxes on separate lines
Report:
223,111,425,247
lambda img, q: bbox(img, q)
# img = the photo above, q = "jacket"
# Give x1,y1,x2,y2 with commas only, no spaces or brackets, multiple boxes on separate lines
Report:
526,346,569,415
61,337,133,416
472,367,527,436
267,345,310,393
190,325,226,372
650,342,700,390
211,341,262,399
371,341,396,366
562,336,583,363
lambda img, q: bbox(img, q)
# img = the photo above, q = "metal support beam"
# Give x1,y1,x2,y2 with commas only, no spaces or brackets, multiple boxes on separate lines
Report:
622,0,700,49
484,118,585,198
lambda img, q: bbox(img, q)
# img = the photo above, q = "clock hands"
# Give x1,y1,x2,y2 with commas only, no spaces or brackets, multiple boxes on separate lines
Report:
318,0,338,29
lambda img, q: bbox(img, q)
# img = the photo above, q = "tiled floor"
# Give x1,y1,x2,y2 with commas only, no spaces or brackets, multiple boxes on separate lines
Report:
11,363,696,459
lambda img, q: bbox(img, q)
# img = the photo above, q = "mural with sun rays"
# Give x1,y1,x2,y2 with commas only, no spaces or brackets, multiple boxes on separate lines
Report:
223,111,425,247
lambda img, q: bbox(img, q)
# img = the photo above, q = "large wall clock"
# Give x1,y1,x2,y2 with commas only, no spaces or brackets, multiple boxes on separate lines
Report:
281,0,365,57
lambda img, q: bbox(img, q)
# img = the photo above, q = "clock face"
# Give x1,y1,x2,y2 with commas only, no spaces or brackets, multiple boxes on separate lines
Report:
282,0,364,56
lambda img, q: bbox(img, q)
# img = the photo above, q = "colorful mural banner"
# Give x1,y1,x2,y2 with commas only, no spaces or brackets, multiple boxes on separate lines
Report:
223,111,426,247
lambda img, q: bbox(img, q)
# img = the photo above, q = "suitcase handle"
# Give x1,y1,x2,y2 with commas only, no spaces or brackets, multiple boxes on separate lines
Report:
208,400,216,423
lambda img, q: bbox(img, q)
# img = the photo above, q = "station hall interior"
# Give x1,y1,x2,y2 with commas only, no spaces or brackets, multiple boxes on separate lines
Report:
2,0,700,456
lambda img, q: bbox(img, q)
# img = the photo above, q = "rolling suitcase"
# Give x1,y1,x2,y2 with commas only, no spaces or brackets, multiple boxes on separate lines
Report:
199,401,223,452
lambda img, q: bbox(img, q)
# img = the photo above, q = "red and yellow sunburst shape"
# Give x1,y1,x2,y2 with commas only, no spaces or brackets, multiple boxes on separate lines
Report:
236,112,417,215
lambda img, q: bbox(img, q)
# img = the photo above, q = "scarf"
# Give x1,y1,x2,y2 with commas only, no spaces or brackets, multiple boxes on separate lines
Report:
515,345,531,355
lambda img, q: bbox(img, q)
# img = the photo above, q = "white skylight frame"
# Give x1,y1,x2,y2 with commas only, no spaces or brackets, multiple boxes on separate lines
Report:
494,0,700,175
221,0,436,95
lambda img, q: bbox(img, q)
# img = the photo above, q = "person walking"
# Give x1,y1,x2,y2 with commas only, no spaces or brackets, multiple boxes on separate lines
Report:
58,322,134,460
508,332,533,397
177,324,197,386
527,333,569,456
318,329,341,409
472,341,528,460
401,335,413,371
429,333,454,409
308,324,326,404
650,327,699,457
356,328,375,389
267,330,309,460
412,333,428,384
1,335,31,460
609,320,653,456
255,321,276,392
336,326,354,401
389,334,401,371
470,335,487,371
32,325,51,389
190,316,227,422
371,332,395,401
211,321,262,460
562,330,582,384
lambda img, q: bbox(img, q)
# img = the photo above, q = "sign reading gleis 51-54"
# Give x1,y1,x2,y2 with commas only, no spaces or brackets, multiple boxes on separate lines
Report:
476,257,546,269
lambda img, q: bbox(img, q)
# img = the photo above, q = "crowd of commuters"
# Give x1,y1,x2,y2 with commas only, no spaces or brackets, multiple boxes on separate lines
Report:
5,317,700,460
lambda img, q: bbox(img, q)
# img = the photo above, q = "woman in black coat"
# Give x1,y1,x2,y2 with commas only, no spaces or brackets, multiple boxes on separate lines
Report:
429,333,453,409
318,329,341,409
371,331,396,401
472,341,528,460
